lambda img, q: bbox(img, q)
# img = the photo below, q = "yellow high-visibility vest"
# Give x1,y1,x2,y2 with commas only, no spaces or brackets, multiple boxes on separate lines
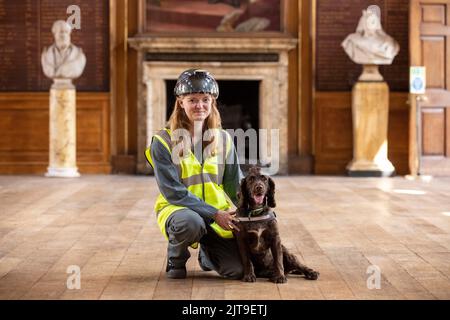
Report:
145,128,234,243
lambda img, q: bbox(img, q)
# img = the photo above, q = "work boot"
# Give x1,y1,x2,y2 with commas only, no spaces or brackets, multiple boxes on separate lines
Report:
166,261,187,279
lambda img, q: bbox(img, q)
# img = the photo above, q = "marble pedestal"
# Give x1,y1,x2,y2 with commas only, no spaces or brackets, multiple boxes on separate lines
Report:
45,79,80,178
346,80,395,177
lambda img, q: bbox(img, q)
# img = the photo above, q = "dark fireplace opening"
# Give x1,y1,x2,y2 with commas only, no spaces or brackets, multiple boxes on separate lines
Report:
166,80,260,167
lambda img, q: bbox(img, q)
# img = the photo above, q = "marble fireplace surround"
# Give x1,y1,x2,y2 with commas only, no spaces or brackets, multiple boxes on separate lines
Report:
128,36,297,174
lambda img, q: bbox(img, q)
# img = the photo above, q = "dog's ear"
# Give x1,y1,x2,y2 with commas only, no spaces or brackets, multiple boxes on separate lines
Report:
237,177,250,210
266,176,276,208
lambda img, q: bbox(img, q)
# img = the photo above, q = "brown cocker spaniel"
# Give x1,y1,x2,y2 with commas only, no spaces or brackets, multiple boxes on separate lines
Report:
233,166,319,283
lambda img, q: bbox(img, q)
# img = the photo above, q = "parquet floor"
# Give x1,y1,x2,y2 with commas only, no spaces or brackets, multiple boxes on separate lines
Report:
0,175,449,300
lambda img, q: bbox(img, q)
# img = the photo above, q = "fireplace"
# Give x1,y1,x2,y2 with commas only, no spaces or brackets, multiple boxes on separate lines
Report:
166,80,259,131
128,36,297,174
166,79,260,166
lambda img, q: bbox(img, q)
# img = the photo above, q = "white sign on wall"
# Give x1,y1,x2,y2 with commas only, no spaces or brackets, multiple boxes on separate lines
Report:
410,66,426,94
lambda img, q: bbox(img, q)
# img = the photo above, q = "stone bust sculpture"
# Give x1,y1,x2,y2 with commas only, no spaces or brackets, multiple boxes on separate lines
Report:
41,20,86,81
342,7,399,65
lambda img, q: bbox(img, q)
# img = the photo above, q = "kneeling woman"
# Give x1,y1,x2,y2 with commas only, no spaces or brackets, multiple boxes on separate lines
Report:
146,69,244,279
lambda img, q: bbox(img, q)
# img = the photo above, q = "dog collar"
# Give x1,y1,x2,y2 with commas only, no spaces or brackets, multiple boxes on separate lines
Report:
237,210,276,222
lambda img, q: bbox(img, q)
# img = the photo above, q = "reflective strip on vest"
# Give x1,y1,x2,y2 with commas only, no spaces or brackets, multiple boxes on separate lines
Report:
147,128,234,240
182,173,220,187
145,148,153,168
156,129,171,151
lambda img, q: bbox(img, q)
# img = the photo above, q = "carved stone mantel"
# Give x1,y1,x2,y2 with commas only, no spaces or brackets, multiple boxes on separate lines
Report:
128,35,298,175
128,35,297,53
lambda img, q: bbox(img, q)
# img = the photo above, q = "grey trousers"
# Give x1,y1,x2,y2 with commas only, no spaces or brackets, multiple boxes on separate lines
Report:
165,209,243,280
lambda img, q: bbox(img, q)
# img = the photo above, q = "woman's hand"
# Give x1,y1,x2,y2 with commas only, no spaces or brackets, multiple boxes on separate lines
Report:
214,209,240,231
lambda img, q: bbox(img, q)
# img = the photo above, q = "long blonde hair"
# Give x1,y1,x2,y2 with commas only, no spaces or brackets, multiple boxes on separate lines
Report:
167,96,223,158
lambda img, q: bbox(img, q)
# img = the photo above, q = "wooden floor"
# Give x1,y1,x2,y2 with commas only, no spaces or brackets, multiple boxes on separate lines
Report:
0,175,449,300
